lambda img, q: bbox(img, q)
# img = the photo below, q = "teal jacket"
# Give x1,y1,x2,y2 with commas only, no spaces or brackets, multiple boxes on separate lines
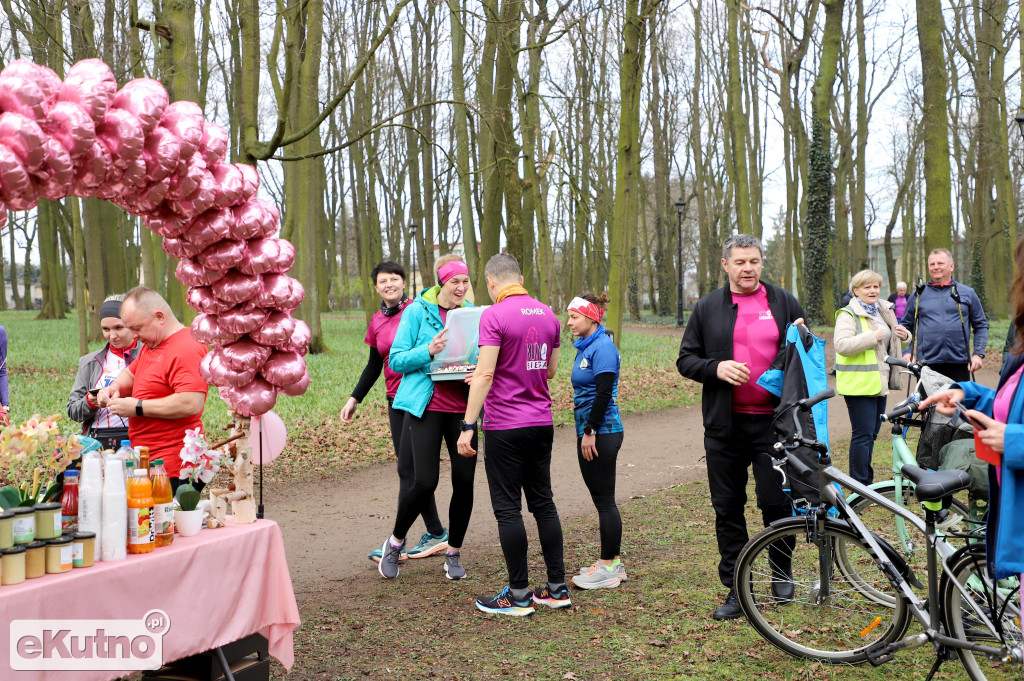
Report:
390,286,473,418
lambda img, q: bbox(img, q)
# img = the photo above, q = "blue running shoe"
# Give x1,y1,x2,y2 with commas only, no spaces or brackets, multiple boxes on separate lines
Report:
532,584,572,609
475,586,535,617
407,528,449,558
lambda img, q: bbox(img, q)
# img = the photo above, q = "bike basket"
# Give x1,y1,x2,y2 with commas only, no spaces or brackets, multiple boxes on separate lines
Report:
917,406,973,470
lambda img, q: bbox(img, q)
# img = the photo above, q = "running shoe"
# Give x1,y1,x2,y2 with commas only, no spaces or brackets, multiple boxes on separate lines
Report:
368,546,408,563
577,561,628,581
572,562,623,590
377,538,404,580
407,528,450,558
475,586,535,616
532,583,573,609
444,551,467,580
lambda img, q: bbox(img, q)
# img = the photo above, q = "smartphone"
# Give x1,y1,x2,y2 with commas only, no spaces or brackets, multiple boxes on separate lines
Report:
950,400,986,430
88,388,101,396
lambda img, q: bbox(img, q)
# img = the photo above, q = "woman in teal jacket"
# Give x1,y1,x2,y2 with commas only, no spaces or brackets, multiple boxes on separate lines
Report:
377,255,478,582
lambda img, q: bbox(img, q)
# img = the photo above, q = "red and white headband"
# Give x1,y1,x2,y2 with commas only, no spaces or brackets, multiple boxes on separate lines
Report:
568,297,604,324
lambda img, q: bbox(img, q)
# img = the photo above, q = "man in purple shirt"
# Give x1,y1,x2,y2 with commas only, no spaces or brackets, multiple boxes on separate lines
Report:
457,253,568,616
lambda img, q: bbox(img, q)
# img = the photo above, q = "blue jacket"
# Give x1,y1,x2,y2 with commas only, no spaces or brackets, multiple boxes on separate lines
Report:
957,354,1024,579
390,286,472,418
901,279,988,364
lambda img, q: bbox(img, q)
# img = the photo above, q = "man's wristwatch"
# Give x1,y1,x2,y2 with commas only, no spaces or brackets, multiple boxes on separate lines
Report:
583,425,595,436
459,419,476,432
136,399,144,417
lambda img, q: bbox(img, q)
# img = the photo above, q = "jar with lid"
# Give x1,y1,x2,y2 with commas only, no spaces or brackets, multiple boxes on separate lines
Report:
1,545,26,585
34,502,62,540
0,509,13,549
72,532,96,568
45,535,73,574
10,507,34,544
23,540,45,578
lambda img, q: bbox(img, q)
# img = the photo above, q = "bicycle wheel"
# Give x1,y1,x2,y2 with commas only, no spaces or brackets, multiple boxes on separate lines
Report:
941,549,1023,681
840,482,971,605
735,517,911,663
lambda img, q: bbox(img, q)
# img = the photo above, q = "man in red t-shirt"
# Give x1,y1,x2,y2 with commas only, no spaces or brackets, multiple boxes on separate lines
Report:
96,286,208,489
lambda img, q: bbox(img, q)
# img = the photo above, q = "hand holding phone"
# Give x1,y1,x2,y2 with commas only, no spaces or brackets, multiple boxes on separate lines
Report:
950,401,986,430
88,388,101,396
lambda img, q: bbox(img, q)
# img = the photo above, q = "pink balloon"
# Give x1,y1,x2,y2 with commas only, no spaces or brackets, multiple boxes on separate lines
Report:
183,207,232,250
191,313,241,345
250,411,287,464
0,113,47,172
58,59,116,122
210,163,245,208
176,257,227,287
44,101,96,159
261,350,306,388
187,286,233,315
0,74,46,121
249,311,296,346
219,303,270,334
142,126,181,183
225,377,277,417
200,123,229,167
111,78,168,134
119,156,148,190
158,101,204,158
123,175,169,214
196,239,246,271
212,270,262,305
71,141,110,191
277,319,311,356
277,368,310,397
238,164,259,198
33,138,73,200
257,273,304,312
2,61,61,109
237,238,295,276
258,201,280,236
200,350,256,388
169,170,217,219
230,200,271,240
97,108,145,168
166,155,205,201
219,337,272,373
144,206,188,238
0,143,33,203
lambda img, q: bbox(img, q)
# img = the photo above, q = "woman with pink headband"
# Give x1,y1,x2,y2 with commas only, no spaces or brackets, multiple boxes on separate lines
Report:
377,254,479,582
566,292,626,589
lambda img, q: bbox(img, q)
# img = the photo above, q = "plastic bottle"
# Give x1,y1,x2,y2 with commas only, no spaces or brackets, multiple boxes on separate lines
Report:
78,451,103,563
149,459,174,547
127,470,155,554
114,439,134,465
60,470,80,533
100,457,127,562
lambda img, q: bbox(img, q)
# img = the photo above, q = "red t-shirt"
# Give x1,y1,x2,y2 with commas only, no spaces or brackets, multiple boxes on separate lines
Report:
731,285,779,414
128,328,209,477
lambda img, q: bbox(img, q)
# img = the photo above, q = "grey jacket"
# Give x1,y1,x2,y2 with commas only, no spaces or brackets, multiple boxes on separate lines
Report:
67,344,141,431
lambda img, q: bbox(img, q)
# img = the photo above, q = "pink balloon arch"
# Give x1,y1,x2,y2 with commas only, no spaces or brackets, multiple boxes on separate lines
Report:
0,58,309,416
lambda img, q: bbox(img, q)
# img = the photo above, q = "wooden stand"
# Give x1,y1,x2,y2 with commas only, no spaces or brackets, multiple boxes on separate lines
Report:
207,412,257,527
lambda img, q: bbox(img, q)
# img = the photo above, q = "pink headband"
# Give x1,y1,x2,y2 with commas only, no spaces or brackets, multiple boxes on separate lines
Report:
438,260,469,285
568,296,604,324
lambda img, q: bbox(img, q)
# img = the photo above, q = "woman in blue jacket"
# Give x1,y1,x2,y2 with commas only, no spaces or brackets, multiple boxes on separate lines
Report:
566,293,626,590
920,239,1024,580
376,255,477,582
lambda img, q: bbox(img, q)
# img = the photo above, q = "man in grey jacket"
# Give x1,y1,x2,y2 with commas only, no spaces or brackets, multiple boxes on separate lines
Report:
901,248,988,382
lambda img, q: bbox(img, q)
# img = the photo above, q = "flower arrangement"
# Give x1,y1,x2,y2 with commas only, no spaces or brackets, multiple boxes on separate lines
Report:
177,429,231,511
0,414,84,508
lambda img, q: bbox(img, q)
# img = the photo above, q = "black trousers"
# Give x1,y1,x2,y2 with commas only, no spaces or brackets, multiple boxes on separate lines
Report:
577,432,624,560
392,410,477,547
483,425,564,589
705,413,791,589
928,362,971,384
389,405,443,537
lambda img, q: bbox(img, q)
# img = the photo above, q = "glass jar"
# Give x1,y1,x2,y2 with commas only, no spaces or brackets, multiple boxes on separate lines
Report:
0,510,13,550
72,532,96,568
33,502,62,540
24,541,45,579
1,545,27,585
10,507,34,544
45,536,73,574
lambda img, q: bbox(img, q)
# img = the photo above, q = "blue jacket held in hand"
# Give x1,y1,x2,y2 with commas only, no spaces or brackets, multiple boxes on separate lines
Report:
390,286,472,418
900,279,988,365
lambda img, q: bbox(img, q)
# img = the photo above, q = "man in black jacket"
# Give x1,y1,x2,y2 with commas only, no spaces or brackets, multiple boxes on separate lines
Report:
676,233,806,620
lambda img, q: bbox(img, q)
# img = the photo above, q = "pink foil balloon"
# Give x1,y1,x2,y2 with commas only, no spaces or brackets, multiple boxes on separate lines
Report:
111,79,168,135
162,236,205,260
197,239,246,271
187,286,233,315
200,350,256,388
249,311,296,346
261,351,307,388
191,313,242,345
238,164,259,198
142,126,181,183
278,369,310,397
166,155,204,201
71,141,110,190
35,138,74,199
257,274,304,312
219,337,272,373
44,101,96,159
0,113,47,172
0,74,46,121
144,205,187,238
0,144,32,203
210,163,244,208
184,208,232,250
218,304,270,335
278,320,311,356
230,200,271,240
200,123,228,167
176,258,228,287
238,238,295,276
58,59,116,121
2,61,61,109
159,101,204,158
97,108,145,168
212,270,262,305
227,378,278,417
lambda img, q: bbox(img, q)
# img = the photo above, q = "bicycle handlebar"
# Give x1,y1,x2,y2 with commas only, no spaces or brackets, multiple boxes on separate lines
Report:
881,396,920,422
885,355,922,376
798,388,835,411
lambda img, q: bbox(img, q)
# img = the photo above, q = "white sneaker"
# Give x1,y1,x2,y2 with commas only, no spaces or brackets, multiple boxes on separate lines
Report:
572,562,625,589
578,561,627,581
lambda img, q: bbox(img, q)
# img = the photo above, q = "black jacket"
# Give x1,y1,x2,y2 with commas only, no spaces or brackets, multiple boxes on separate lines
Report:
676,284,806,438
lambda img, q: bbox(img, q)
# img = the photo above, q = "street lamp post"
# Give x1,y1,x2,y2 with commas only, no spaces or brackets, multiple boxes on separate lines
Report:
1015,113,1024,142
674,198,687,327
409,222,418,290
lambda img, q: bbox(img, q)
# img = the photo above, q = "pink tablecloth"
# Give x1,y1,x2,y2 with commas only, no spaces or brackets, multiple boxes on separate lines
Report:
0,518,300,680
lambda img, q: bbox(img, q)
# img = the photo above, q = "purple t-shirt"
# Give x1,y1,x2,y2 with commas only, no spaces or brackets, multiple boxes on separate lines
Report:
364,298,411,398
477,294,561,431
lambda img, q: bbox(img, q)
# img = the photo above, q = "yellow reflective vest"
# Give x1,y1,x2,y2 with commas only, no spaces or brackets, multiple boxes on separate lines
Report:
834,306,883,396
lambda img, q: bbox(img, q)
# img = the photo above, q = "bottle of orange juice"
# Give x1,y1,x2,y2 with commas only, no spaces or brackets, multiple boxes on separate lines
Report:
149,459,174,547
127,469,155,554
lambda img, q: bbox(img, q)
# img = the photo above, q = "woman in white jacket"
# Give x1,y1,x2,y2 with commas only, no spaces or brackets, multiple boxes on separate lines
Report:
833,270,911,484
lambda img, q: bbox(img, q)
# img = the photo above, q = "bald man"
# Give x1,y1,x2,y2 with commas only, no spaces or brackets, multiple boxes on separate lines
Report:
97,286,208,489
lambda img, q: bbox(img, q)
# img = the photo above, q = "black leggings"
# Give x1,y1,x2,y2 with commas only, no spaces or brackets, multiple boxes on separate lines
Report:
389,405,442,536
392,410,477,548
577,432,624,560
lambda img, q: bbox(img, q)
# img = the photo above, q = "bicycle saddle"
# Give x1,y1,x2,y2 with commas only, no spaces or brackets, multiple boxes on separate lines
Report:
900,464,970,503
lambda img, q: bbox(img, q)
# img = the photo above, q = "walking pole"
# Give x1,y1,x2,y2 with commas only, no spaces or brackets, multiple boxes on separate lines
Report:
906,276,924,397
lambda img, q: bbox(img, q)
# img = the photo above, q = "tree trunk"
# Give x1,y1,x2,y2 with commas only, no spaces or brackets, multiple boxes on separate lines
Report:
916,0,954,253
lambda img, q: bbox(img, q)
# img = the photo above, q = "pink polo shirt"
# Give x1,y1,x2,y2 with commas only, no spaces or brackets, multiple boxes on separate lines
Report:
731,285,779,414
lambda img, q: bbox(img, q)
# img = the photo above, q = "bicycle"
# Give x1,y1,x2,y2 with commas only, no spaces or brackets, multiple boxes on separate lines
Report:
734,388,1022,680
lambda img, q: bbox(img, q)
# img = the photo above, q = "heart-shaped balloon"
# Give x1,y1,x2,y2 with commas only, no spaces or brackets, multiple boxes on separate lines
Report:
176,258,228,287
57,59,116,121
33,138,73,200
111,78,168,134
237,238,295,276
209,163,244,209
212,270,262,305
237,164,259,196
200,350,257,388
141,125,181,183
0,143,33,203
191,313,241,344
225,377,278,417
249,311,296,346
125,176,170,214
44,100,95,159
183,207,232,251
261,350,307,387
162,235,205,260
277,368,310,397
0,74,46,121
96,107,144,169
230,200,271,240
196,238,246,271
0,112,47,172
158,100,204,158
71,140,110,190
218,304,270,335
200,122,229,167
219,337,272,373
256,273,304,312
2,61,61,109
277,319,311,356
187,286,234,315
165,154,205,201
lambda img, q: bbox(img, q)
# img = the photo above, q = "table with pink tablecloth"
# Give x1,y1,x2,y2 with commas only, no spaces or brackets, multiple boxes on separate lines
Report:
1,518,301,681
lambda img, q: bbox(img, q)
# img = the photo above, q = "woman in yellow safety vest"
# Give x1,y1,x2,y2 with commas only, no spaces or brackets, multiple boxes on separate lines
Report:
834,269,912,484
